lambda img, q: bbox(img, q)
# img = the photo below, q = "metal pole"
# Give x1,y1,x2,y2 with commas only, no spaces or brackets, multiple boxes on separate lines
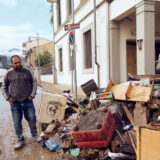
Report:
71,48,74,93
72,0,77,99
52,3,57,84
37,32,41,82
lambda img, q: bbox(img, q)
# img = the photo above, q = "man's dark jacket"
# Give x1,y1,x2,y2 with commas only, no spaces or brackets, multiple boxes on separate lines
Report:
2,67,37,102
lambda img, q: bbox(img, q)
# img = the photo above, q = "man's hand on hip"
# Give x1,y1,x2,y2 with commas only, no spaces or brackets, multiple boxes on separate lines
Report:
8,98,14,106
28,96,33,100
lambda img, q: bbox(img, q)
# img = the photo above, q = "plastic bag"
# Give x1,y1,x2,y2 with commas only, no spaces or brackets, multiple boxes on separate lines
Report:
45,137,63,152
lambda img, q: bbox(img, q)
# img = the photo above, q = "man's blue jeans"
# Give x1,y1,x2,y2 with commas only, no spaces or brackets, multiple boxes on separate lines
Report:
10,99,38,141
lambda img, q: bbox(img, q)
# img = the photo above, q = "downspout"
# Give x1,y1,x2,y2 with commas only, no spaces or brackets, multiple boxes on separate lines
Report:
108,1,111,81
94,0,100,88
107,0,113,81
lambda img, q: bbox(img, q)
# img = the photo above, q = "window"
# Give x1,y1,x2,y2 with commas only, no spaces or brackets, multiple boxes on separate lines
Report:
59,48,63,72
69,0,72,15
83,29,92,69
57,0,61,26
67,0,72,17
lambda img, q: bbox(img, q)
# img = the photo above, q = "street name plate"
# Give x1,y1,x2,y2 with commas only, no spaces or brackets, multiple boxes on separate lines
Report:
64,23,80,31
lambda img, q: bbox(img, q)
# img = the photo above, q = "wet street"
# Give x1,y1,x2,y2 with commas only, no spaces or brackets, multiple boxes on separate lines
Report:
0,87,62,160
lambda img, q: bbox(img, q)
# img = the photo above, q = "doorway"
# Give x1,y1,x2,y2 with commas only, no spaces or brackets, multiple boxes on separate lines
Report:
127,40,137,79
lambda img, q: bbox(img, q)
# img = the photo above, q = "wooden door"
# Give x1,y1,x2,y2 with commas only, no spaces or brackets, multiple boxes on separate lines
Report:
127,43,137,77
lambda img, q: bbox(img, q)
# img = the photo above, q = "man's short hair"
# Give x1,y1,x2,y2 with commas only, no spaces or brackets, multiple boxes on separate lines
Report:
10,55,21,63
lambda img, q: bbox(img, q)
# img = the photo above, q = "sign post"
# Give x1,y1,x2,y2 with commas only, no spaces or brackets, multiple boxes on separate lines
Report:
64,1,79,99
72,0,77,100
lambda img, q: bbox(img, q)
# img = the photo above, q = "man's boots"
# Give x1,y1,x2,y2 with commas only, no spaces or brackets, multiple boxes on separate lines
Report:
14,140,25,150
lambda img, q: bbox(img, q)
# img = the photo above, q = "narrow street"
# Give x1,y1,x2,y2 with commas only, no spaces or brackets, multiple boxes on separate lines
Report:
0,87,63,160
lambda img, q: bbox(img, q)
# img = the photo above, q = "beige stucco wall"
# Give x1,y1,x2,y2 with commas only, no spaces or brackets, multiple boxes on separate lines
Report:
119,3,160,82
24,38,51,52
119,14,136,82
30,42,54,68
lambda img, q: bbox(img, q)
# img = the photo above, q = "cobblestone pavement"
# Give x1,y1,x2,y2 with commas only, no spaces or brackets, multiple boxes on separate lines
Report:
0,87,64,160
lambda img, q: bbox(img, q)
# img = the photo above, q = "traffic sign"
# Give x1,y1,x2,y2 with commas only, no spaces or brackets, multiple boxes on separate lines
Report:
69,32,74,45
64,23,80,31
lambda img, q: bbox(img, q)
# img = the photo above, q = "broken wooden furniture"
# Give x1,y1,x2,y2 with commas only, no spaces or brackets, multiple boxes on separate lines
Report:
72,110,115,148
105,80,154,102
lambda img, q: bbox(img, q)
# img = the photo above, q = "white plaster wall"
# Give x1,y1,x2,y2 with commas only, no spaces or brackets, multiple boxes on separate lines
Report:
55,35,71,85
96,4,109,87
55,0,105,42
53,0,160,86
54,3,58,32
54,1,108,87
61,0,67,24
75,0,80,9
41,75,53,83
110,0,142,20
119,15,136,82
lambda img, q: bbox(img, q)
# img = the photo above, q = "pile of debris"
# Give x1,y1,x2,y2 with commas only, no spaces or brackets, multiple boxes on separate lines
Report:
38,77,160,159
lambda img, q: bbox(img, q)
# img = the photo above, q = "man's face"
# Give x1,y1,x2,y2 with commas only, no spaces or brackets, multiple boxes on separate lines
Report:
12,57,22,70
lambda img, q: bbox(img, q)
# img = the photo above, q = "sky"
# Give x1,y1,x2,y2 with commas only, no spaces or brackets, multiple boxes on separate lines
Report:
0,0,53,56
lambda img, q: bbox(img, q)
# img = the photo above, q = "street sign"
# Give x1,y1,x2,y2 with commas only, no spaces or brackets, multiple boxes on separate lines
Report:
64,23,80,31
47,0,57,3
69,32,74,45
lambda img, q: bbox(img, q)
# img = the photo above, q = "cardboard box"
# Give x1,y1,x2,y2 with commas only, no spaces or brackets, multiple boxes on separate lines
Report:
38,92,67,124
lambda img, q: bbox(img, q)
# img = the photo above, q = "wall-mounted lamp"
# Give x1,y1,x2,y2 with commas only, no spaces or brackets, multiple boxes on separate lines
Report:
136,39,143,50
106,0,113,3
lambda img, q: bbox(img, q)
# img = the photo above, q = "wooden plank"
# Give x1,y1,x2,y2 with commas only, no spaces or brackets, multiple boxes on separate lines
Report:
111,85,128,100
134,103,147,127
37,122,43,134
45,123,56,133
149,80,154,101
65,96,78,107
127,86,151,102
105,80,113,92
136,127,141,160
128,131,137,155
126,81,133,99
122,105,134,126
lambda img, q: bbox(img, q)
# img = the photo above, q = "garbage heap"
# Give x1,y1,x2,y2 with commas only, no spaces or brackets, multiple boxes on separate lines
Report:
38,77,160,160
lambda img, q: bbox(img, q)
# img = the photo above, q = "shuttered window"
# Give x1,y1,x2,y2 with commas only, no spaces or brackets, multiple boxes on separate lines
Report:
59,48,63,72
69,0,72,15
57,0,61,26
84,30,92,69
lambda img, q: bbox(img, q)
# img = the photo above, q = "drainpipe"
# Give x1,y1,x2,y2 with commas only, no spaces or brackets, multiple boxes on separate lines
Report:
107,0,113,81
108,2,111,81
94,0,100,88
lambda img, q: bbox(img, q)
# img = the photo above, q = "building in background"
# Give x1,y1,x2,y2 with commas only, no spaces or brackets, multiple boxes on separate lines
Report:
51,0,160,88
22,38,53,68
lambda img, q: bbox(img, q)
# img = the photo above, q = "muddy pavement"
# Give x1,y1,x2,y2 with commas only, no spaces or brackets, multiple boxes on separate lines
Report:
0,87,64,160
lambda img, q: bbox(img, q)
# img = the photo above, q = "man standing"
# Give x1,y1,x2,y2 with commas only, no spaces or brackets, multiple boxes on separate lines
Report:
2,55,41,150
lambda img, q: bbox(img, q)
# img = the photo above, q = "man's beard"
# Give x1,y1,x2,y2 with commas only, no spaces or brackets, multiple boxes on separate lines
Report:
14,65,22,70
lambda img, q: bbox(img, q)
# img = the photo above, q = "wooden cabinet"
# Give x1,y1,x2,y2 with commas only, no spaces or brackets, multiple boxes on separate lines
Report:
137,127,160,160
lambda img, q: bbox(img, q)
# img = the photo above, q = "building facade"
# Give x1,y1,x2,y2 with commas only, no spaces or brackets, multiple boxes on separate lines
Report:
23,38,53,68
52,0,160,88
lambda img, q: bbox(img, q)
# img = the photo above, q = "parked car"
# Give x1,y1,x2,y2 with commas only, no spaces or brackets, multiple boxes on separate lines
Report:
0,69,7,86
